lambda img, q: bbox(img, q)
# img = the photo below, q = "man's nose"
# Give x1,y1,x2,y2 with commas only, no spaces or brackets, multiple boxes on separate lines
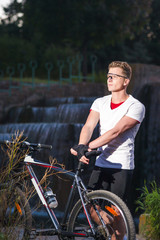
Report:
107,76,112,81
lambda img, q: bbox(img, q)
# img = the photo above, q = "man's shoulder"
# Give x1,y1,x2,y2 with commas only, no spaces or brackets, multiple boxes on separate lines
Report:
94,95,111,103
128,95,145,108
126,95,145,121
91,95,111,111
127,95,145,118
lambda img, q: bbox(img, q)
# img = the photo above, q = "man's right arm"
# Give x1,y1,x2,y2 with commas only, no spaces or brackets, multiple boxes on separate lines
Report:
79,110,100,145
70,110,100,161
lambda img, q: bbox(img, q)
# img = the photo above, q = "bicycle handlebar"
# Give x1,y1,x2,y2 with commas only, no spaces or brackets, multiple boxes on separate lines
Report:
0,140,52,150
23,142,52,150
85,150,102,158
0,140,101,157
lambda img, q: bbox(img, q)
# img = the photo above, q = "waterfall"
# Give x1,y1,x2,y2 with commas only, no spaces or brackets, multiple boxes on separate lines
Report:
0,97,99,216
0,122,82,163
3,98,96,124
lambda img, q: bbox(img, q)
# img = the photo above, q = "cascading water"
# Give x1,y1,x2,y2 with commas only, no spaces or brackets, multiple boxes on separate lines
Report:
3,98,95,124
0,122,84,163
0,96,99,222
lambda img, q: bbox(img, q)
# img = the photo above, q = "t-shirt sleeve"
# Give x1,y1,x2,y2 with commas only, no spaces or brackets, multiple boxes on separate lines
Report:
126,102,145,123
90,98,101,112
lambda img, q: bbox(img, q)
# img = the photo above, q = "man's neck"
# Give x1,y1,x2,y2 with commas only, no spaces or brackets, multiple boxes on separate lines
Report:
111,92,129,104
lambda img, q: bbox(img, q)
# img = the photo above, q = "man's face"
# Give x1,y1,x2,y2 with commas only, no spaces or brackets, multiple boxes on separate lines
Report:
107,67,129,92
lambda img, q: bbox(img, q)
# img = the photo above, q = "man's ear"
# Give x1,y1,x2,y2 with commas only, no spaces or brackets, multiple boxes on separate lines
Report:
124,78,130,86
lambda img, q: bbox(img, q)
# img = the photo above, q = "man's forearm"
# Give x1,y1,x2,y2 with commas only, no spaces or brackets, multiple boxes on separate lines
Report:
79,125,94,145
88,128,119,149
88,115,138,149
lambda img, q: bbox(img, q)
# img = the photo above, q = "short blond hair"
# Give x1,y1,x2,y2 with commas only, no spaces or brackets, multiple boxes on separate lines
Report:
108,61,132,80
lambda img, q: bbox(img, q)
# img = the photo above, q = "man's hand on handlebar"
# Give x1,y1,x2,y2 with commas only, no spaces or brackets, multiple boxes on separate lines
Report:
70,144,92,165
70,144,102,165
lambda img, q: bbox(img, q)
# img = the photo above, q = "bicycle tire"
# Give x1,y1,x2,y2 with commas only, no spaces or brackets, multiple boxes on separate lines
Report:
0,186,33,240
67,190,136,240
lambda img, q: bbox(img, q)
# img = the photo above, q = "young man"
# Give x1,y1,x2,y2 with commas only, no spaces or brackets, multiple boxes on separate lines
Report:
71,61,145,202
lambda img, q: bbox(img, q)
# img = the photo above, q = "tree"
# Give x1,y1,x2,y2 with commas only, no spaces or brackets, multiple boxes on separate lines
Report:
145,0,160,65
21,0,153,75
0,0,153,77
1,0,23,36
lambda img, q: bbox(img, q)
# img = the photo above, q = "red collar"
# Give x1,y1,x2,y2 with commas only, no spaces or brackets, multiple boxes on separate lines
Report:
111,101,124,110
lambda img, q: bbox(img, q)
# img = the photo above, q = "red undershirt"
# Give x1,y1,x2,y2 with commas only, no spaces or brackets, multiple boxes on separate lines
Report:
111,101,124,110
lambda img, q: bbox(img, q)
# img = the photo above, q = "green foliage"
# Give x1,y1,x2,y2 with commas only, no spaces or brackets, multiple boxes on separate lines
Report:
146,0,160,65
0,0,154,69
94,71,106,83
136,181,160,239
0,35,77,79
0,233,5,239
43,44,77,78
0,35,36,72
20,0,152,46
2,0,160,76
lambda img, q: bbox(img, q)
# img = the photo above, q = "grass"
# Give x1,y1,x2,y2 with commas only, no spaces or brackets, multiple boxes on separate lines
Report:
136,181,160,240
1,70,106,85
1,77,59,84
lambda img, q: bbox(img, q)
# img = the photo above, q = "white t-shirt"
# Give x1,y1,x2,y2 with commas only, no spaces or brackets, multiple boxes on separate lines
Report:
90,94,145,170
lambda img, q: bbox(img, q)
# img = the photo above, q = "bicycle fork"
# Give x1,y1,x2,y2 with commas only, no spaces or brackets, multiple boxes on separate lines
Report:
75,175,97,236
76,176,111,238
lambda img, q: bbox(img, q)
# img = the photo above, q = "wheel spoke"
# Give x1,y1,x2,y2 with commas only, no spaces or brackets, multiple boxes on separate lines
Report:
68,190,136,240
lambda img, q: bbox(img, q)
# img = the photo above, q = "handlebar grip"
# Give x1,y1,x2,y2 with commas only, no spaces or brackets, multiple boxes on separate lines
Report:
0,140,52,150
85,150,102,158
37,143,52,150
23,142,52,150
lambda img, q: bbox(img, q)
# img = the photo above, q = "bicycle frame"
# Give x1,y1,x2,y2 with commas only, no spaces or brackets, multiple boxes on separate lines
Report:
0,140,136,240
24,154,96,237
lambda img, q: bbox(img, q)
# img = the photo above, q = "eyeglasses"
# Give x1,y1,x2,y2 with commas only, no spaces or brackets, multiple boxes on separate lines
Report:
107,73,127,80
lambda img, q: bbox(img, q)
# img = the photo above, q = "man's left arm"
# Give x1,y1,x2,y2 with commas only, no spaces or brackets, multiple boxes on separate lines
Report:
88,116,139,149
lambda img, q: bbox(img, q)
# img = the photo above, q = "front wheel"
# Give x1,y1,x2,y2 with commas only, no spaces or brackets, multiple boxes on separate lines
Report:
67,190,136,240
0,186,32,240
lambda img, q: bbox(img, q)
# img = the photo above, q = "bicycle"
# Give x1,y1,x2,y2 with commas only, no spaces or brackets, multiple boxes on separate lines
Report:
0,140,136,240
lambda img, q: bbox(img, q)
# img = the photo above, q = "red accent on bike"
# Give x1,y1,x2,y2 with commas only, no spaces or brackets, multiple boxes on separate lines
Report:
82,204,92,228
27,162,59,169
26,165,33,178
74,232,87,236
